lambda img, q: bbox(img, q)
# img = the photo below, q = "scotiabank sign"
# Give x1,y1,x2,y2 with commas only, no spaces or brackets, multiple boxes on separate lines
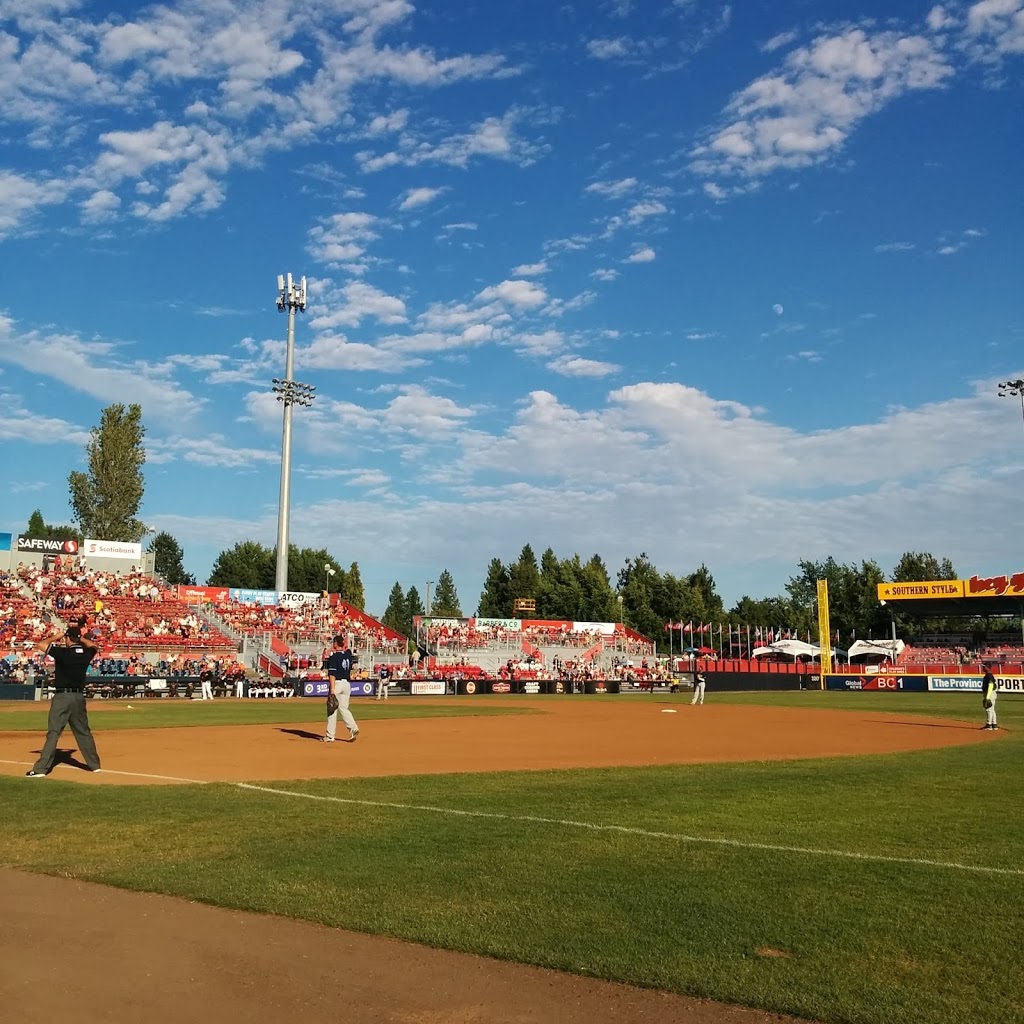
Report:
16,536,79,554
84,538,142,560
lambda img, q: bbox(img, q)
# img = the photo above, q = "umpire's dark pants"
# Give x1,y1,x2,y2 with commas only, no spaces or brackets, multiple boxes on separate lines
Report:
32,691,101,774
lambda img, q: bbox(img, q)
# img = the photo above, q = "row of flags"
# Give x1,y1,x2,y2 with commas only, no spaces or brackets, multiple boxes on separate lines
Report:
661,623,845,645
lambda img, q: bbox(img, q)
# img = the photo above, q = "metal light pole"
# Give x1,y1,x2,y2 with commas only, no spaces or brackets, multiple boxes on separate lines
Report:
324,564,336,595
426,580,434,618
273,273,315,595
997,379,1024,433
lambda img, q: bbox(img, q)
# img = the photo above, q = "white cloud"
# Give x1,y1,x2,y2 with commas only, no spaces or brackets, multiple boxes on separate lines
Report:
0,171,68,237
875,241,916,252
927,6,954,32
512,261,548,276
357,110,541,173
80,188,120,223
761,30,799,53
366,109,410,136
148,435,279,468
773,303,784,315
965,0,1024,58
592,268,619,281
0,316,203,424
307,211,381,268
310,280,407,328
547,355,621,378
625,247,656,263
399,186,445,210
587,37,633,60
476,279,548,308
585,177,638,199
692,27,953,181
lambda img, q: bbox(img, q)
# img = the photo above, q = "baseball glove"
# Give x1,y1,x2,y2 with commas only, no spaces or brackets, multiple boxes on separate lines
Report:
983,699,993,710
326,692,340,715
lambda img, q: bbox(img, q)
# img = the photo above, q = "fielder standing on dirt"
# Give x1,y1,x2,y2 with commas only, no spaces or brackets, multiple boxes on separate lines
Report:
981,663,999,731
690,672,706,705
324,635,360,743
25,622,102,778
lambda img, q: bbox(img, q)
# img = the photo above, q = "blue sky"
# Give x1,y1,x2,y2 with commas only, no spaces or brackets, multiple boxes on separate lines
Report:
1,0,1021,616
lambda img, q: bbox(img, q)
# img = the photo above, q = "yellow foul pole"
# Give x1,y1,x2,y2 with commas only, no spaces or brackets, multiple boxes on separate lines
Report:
816,579,832,690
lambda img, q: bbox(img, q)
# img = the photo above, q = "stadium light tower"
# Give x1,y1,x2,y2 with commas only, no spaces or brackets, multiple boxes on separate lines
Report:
273,273,315,594
997,379,1024,434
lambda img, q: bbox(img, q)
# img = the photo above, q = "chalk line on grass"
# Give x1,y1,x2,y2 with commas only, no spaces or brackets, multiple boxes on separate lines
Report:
234,782,1024,879
0,759,208,785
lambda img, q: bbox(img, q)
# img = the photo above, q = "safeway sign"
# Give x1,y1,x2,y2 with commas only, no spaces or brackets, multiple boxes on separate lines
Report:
16,536,79,554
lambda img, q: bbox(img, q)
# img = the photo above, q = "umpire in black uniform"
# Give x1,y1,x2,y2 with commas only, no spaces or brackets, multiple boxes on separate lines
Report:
25,623,102,778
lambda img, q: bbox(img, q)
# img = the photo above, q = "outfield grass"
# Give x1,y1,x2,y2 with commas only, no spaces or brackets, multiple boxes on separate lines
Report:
1,691,1021,1024
0,696,531,731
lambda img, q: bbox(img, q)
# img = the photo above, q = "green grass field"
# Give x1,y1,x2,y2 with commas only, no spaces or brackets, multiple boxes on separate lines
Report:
1,690,1021,1024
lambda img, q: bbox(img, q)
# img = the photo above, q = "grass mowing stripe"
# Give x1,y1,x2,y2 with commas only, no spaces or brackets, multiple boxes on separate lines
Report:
234,781,1024,878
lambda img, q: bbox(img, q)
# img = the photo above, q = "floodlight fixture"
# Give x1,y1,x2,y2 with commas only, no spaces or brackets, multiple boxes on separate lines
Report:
998,378,1024,434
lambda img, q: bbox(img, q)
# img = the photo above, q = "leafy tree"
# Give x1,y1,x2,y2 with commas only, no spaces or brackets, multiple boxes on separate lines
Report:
431,569,462,617
381,582,408,637
68,403,147,542
617,553,665,639
148,531,195,585
478,558,512,617
579,554,618,622
892,552,957,582
207,541,275,589
786,557,888,643
23,509,81,541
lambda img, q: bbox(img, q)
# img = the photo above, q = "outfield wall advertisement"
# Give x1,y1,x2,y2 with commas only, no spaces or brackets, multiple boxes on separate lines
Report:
826,675,929,692
928,675,1024,693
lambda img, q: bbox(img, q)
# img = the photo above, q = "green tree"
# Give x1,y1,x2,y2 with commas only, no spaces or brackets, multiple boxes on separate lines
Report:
579,554,618,622
786,557,889,643
892,552,957,582
431,569,462,617
381,582,408,637
508,544,540,605
207,541,275,589
343,561,365,610
23,509,81,541
617,553,664,639
478,558,511,617
68,403,147,541
405,585,425,642
148,531,194,585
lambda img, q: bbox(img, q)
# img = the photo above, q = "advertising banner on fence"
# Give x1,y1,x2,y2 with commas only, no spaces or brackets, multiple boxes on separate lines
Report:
83,538,142,560
827,675,929,692
411,680,446,695
178,585,230,604
300,680,331,698
929,675,1024,693
475,618,522,630
229,588,278,606
17,535,79,554
278,591,321,606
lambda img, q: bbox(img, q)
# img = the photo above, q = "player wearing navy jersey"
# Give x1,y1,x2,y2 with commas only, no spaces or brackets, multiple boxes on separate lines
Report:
324,635,360,742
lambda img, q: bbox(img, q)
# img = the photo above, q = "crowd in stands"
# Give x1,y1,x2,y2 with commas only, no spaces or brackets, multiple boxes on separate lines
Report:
14,561,234,653
207,596,405,655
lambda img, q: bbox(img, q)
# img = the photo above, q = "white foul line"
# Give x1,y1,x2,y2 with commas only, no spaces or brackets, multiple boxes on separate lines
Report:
0,758,208,785
234,782,1024,879
4,758,1018,878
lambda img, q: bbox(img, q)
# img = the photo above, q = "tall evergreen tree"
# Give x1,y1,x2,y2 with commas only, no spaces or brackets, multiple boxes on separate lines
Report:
68,403,147,541
344,561,365,609
508,544,541,604
148,531,195,585
431,569,462,617
477,558,511,617
23,509,81,541
381,582,408,637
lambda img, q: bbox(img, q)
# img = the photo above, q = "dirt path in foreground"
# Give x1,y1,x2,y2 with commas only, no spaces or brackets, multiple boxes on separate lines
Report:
0,868,806,1024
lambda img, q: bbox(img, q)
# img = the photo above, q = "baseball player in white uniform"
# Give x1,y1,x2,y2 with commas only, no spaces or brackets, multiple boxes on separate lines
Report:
690,672,706,705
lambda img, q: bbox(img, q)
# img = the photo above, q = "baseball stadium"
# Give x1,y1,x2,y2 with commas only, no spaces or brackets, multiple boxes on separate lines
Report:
1,538,1022,1024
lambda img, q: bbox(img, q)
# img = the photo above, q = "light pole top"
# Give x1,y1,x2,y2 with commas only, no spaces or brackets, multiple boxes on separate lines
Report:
998,378,1024,396
277,272,307,313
